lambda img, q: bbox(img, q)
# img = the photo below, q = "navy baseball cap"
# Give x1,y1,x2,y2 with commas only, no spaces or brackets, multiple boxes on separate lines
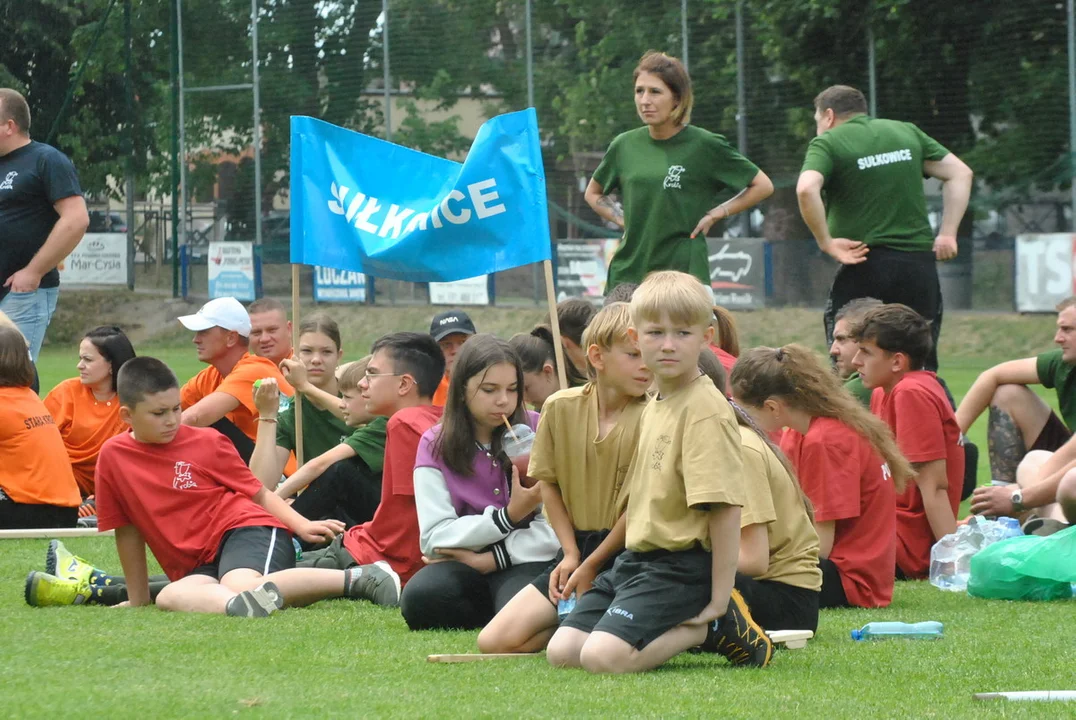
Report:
430,310,477,341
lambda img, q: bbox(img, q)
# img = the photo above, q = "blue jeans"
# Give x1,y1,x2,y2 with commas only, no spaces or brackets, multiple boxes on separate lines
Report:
0,286,59,362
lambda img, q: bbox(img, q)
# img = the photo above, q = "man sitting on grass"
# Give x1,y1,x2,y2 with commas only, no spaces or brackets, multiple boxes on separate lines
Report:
178,297,294,463
25,357,399,614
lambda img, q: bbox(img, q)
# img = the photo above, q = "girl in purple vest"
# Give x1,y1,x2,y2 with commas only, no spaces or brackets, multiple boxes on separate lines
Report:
400,334,559,631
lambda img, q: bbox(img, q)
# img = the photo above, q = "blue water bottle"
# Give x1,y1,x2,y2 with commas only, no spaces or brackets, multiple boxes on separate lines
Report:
557,593,577,620
851,621,943,641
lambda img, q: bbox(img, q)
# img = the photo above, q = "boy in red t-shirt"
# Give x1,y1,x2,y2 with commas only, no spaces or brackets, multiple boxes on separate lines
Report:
295,332,446,592
25,357,399,615
852,304,964,579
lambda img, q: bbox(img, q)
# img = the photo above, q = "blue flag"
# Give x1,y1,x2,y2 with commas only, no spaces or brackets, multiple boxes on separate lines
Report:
289,109,551,282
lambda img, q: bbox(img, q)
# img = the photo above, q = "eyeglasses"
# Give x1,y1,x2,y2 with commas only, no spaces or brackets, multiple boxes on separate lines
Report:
363,368,406,380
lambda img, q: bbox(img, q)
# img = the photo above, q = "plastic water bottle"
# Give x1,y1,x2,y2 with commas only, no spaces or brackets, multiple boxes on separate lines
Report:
292,537,303,561
557,593,577,619
997,516,1022,538
851,621,943,641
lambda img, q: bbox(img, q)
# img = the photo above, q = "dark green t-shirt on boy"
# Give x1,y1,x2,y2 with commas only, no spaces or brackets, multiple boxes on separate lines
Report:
1036,349,1076,430
344,415,388,473
800,115,949,252
593,125,760,289
278,397,388,471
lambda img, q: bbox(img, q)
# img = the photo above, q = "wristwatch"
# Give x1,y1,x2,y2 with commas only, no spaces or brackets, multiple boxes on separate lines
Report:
1010,486,1025,512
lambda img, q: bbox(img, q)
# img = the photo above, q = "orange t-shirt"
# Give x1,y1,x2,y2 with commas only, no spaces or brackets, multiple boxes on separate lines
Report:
43,378,128,497
432,374,450,407
0,386,81,507
180,353,294,442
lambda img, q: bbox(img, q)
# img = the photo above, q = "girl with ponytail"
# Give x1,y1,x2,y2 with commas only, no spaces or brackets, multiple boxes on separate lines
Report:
730,344,914,609
708,305,740,374
699,346,822,633
509,326,588,411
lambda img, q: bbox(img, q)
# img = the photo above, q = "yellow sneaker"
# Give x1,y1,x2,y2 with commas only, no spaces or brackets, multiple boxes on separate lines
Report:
705,589,774,667
25,571,92,607
45,540,96,584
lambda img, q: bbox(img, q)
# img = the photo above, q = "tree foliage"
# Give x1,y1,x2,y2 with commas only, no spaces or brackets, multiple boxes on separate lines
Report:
4,0,1071,214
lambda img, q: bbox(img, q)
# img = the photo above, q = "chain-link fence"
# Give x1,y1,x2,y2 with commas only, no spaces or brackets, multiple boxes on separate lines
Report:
9,0,1075,310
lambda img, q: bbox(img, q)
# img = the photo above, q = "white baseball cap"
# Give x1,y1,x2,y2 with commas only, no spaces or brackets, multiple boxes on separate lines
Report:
177,297,251,337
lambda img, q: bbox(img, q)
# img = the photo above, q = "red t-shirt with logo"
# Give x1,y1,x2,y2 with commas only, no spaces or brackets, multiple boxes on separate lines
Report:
343,404,443,585
871,371,964,579
95,425,286,581
781,416,896,607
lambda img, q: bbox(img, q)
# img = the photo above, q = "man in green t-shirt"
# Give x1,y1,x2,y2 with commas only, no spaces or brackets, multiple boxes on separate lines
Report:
797,85,973,372
957,298,1076,516
829,297,882,407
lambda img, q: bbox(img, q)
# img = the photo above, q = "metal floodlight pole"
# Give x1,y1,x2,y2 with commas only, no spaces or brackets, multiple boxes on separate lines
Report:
527,0,541,306
1069,0,1076,229
170,0,179,297
681,0,689,71
124,0,135,291
177,0,188,275
735,0,749,235
867,23,878,116
252,0,263,248
383,0,392,142
526,0,534,107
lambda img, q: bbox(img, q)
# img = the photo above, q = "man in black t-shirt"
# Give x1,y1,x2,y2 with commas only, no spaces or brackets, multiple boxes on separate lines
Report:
0,88,89,360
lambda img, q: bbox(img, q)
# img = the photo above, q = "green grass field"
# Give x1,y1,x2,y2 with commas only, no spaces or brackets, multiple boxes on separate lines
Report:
6,307,1073,718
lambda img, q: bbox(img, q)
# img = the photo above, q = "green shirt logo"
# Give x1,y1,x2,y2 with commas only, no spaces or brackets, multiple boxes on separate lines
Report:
662,165,686,190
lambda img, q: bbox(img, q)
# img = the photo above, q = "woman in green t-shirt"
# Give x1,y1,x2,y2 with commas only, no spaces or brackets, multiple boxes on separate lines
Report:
585,51,774,291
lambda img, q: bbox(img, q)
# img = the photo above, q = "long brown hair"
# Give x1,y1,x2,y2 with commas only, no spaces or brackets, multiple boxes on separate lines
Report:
728,398,815,523
433,334,527,477
712,305,740,357
730,344,914,492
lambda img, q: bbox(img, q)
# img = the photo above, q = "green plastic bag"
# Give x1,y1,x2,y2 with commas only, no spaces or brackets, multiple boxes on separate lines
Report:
967,525,1076,601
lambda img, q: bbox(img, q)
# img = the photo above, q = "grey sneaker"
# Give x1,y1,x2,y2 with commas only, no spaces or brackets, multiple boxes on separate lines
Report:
345,561,401,607
226,581,284,617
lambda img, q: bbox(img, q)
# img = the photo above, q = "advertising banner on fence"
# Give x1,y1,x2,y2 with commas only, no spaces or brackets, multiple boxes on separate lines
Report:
1015,234,1075,312
556,239,618,303
313,266,367,303
707,237,766,309
429,275,490,306
208,241,256,301
58,233,127,285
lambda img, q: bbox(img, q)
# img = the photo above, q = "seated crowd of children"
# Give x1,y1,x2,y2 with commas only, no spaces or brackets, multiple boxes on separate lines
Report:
6,270,1075,675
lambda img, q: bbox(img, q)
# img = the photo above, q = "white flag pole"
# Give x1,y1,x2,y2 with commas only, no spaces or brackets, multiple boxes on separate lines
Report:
542,259,569,389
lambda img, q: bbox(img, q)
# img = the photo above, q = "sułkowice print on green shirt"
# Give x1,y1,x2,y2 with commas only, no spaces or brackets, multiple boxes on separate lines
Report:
593,125,759,289
800,115,949,252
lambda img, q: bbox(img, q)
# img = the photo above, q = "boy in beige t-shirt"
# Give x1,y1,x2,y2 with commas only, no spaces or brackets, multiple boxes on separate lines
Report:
546,271,774,674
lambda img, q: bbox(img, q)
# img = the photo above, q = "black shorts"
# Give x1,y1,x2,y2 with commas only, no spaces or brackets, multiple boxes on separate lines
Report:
189,526,296,580
824,247,941,371
530,529,617,602
733,572,820,632
560,548,711,650
1030,412,1072,453
818,557,850,609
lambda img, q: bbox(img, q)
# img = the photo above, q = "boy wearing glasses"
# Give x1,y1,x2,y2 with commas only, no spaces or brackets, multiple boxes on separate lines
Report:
252,359,387,533
289,332,447,598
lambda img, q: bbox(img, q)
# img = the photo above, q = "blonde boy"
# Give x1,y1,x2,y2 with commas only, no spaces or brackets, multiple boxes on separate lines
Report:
477,302,651,654
546,271,772,673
